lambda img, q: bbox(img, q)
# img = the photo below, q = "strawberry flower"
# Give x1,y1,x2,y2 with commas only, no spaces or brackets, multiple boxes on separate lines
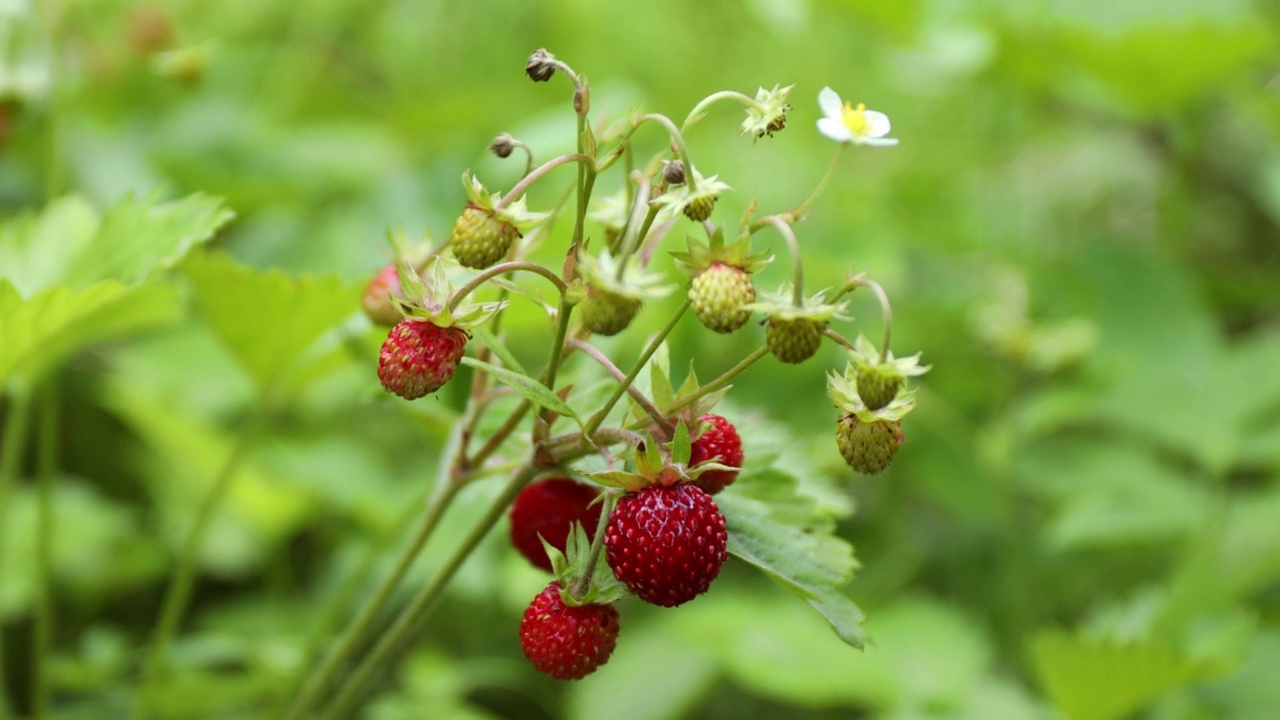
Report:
816,87,897,147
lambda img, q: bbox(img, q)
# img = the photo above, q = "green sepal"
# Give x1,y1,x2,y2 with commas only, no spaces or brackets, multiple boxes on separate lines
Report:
578,248,671,301
847,334,931,379
460,170,549,231
394,257,505,329
670,226,772,278
827,367,918,420
548,520,629,607
651,167,733,222
668,420,691,465
744,284,850,323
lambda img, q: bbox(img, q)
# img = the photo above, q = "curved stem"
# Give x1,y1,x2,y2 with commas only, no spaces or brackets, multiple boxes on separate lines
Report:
822,327,856,353
448,261,568,311
682,90,767,134
639,113,698,192
658,346,770,418
284,437,465,719
33,385,56,720
614,175,654,278
0,386,32,720
570,491,620,601
568,339,669,432
585,297,691,437
493,154,591,212
787,142,846,222
760,215,805,307
861,278,893,361
323,465,543,717
135,402,269,720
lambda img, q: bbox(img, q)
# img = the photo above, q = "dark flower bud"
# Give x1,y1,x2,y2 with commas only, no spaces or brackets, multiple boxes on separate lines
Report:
490,133,516,158
526,49,556,82
662,160,686,185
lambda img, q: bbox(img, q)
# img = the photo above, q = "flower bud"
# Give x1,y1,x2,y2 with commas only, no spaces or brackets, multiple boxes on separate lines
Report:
526,49,556,82
662,160,686,186
489,133,517,159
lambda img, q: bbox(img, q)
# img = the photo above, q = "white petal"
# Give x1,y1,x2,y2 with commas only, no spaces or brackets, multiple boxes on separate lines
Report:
856,136,899,147
862,110,891,137
817,117,852,142
817,86,844,119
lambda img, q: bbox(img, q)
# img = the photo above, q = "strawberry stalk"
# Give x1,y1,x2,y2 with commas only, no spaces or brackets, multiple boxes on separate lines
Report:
570,490,621,601
756,141,847,226
492,153,593,213
446,260,568,312
639,112,699,192
568,338,672,433
759,214,806,307
658,345,770,419
682,90,772,134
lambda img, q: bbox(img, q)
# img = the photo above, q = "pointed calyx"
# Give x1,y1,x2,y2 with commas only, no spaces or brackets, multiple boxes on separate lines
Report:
671,228,772,334
844,334,930,411
394,257,505,329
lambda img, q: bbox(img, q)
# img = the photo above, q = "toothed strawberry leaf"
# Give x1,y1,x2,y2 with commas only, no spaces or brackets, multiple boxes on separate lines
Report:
468,326,526,375
459,357,582,429
717,469,867,648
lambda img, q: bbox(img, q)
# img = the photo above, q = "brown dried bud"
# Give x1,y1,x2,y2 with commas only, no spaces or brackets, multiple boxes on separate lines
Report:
489,133,517,158
526,49,556,82
662,160,686,185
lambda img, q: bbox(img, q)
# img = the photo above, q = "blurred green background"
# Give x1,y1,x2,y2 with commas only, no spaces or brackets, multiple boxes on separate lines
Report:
2,0,1279,717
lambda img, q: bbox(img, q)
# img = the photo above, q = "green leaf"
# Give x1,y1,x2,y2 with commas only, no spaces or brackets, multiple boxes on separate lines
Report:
467,325,526,375
0,193,232,295
459,357,580,424
717,469,866,647
183,252,361,390
0,279,181,387
1031,630,1228,720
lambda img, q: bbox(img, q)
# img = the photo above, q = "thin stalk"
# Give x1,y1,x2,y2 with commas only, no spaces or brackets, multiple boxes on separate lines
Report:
568,339,670,432
862,279,893,361
822,328,856,353
639,113,698,192
760,216,805,307
615,183,658,279
134,404,269,719
284,449,464,719
323,465,543,717
33,386,57,720
448,261,568,311
659,346,770,418
569,491,619,600
493,154,591,212
585,297,691,436
783,143,846,223
681,90,768,134
0,387,32,720
467,400,532,471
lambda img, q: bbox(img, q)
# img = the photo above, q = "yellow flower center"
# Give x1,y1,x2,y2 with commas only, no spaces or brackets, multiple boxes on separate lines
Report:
841,102,870,135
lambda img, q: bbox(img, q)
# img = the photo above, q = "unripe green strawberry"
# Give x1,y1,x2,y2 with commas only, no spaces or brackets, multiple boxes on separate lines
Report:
377,319,469,399
835,414,902,475
580,286,643,336
690,264,755,333
361,263,404,327
451,203,520,270
519,581,620,680
856,365,903,411
604,483,727,607
765,317,825,364
683,194,717,222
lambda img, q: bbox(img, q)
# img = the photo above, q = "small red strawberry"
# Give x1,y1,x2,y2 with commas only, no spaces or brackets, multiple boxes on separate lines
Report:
377,319,469,399
361,263,404,327
605,483,727,607
519,581,620,680
688,414,743,495
375,258,503,401
509,478,603,573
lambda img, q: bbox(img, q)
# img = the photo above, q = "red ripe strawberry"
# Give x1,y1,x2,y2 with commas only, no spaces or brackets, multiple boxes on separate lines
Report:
377,319,468,400
509,478,603,573
604,484,727,607
689,414,743,495
519,581,620,680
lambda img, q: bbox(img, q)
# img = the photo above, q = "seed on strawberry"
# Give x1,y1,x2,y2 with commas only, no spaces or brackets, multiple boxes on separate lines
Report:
361,263,404,327
377,319,469,400
580,287,642,336
451,203,521,270
836,414,903,475
509,478,603,573
519,581,620,680
605,484,727,607
689,414,743,495
690,264,755,334
765,317,825,364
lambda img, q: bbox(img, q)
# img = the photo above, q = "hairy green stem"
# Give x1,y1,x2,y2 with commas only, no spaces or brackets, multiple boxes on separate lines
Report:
585,297,692,437
614,176,655,279
493,154,591,212
134,404,268,719
284,430,466,719
659,346,770,418
323,465,543,716
822,328,856,353
760,215,805,307
681,90,767,134
570,491,620,600
33,386,56,720
568,339,669,432
782,142,846,223
448,261,568,311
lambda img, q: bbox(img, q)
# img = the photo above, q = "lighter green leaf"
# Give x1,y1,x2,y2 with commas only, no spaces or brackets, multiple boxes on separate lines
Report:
718,470,865,647
0,193,232,295
1031,630,1227,720
183,252,361,390
467,326,525,375
459,357,580,425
